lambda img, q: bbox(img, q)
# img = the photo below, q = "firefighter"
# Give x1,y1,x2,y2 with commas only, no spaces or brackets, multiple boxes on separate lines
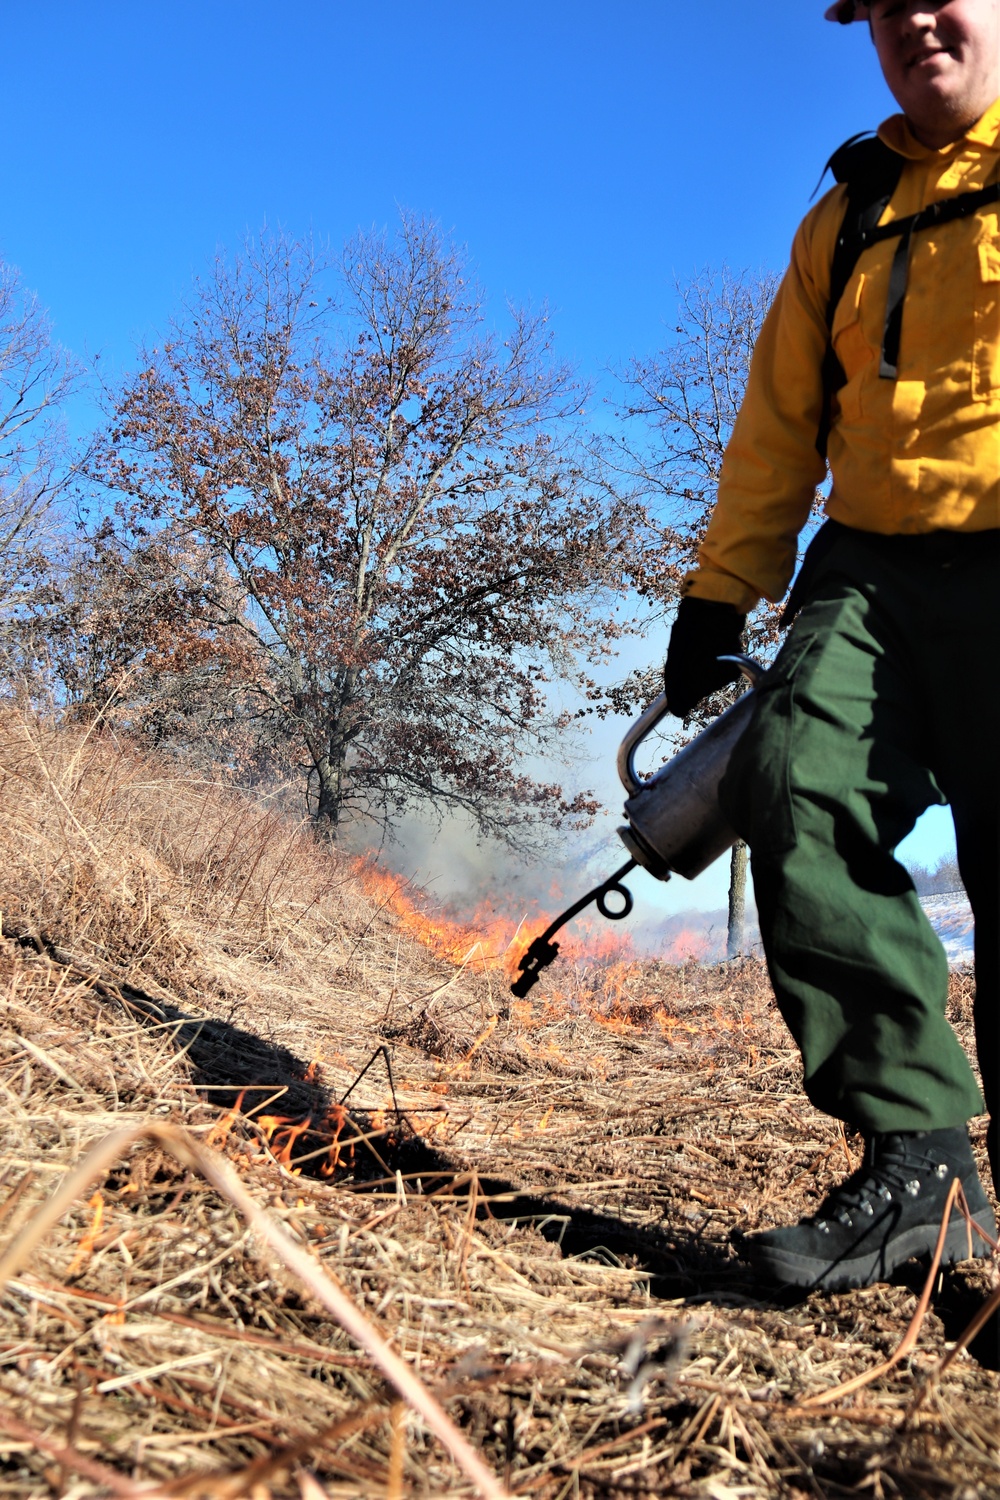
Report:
663,0,1000,1293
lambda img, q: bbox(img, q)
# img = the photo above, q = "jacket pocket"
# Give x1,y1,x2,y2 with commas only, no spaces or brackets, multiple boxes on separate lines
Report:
718,628,816,859
973,233,1000,400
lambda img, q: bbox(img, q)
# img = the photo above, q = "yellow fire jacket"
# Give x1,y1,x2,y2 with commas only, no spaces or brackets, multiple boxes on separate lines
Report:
685,97,1000,613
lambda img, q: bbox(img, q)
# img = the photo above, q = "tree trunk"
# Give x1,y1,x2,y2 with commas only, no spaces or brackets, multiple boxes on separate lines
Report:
727,839,747,960
313,748,345,834
312,676,358,834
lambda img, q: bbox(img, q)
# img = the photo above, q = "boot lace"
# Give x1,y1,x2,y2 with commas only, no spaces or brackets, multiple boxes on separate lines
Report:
813,1137,951,1231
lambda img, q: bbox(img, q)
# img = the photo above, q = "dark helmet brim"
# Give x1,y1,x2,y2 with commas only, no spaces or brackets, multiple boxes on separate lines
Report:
825,1,871,21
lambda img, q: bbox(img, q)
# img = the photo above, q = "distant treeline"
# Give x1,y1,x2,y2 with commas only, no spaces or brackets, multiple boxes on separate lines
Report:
907,854,965,897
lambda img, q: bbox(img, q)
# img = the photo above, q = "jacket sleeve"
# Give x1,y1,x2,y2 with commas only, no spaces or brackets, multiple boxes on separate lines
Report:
683,190,844,612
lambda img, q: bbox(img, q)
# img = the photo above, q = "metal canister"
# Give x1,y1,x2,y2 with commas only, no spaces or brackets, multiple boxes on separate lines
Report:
616,657,763,881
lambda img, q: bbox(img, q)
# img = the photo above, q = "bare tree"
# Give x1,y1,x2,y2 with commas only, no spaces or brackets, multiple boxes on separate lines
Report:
87,219,651,847
18,521,260,769
908,855,965,898
610,268,793,957
0,262,79,609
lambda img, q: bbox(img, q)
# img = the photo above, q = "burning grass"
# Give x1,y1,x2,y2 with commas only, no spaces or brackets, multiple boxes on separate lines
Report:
0,709,997,1498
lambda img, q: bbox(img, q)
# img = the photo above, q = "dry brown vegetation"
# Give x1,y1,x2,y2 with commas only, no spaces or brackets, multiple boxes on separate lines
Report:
0,710,997,1499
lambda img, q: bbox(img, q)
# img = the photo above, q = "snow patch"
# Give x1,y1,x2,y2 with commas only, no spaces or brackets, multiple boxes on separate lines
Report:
920,891,974,968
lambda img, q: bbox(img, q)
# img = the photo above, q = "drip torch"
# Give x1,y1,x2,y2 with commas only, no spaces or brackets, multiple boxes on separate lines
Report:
510,656,763,998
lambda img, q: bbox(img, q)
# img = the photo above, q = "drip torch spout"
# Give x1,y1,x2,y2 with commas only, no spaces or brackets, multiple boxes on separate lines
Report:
509,857,637,999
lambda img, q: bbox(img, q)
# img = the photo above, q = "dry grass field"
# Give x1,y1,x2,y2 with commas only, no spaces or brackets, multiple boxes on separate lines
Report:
0,711,996,1499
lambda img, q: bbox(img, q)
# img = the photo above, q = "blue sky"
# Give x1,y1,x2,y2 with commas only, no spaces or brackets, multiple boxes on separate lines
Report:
2,2,899,377
0,2,955,909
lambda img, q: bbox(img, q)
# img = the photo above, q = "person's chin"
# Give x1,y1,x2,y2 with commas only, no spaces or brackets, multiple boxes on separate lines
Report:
905,67,966,116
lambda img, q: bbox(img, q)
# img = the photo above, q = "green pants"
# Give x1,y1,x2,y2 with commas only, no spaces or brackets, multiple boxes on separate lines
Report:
720,523,998,1186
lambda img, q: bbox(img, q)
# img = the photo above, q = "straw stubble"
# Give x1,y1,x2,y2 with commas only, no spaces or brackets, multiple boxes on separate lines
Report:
0,708,996,1498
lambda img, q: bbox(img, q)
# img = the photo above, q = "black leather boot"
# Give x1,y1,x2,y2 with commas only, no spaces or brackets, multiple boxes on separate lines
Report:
737,1127,997,1293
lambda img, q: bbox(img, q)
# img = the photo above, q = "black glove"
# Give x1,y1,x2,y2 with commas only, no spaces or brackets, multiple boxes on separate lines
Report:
663,596,746,717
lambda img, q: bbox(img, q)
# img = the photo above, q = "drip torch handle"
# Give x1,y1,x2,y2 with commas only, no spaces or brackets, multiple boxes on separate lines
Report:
718,654,766,687
617,655,765,796
617,693,671,797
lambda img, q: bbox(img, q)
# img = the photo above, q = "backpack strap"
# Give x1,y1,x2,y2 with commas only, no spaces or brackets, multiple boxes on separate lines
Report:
872,179,1000,375
816,134,904,457
816,132,1000,452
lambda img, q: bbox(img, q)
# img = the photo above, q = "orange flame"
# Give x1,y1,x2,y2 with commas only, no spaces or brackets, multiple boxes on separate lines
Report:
349,856,726,1046
66,1191,105,1278
241,1101,358,1180
257,1114,313,1173
352,857,643,983
662,928,712,964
